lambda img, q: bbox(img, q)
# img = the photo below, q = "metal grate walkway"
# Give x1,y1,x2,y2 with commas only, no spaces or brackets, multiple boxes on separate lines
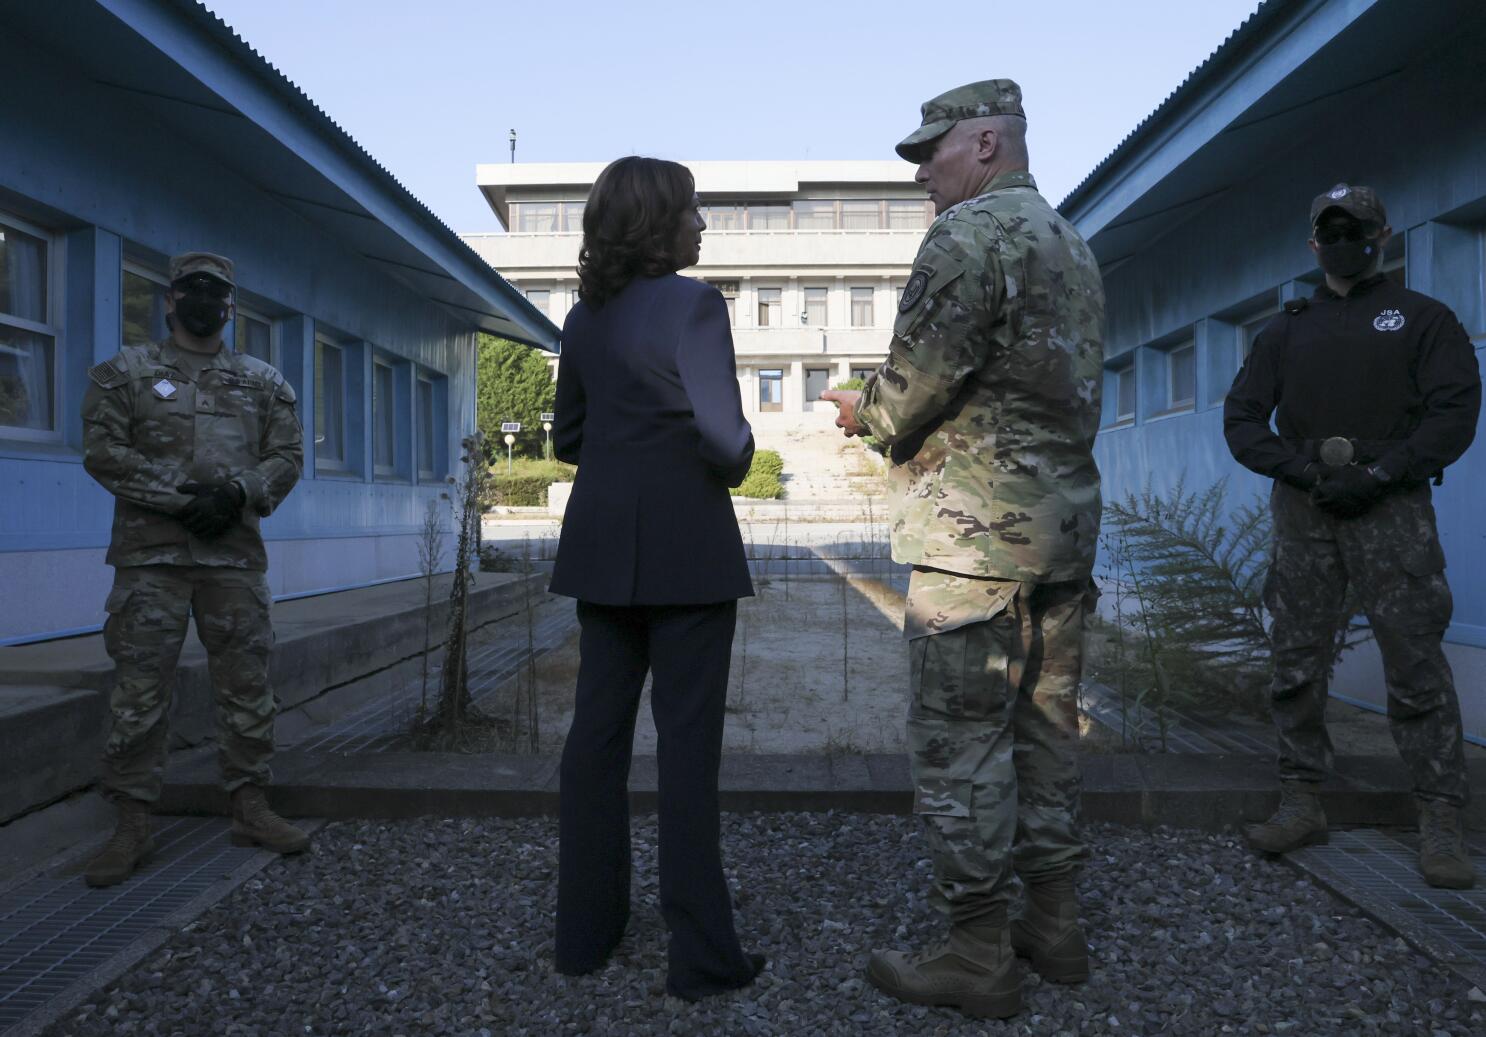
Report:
0,817,261,1031
293,600,578,753
1291,829,1486,986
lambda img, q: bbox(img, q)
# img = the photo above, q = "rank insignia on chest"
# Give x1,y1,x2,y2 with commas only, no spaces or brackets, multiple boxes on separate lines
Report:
152,379,177,399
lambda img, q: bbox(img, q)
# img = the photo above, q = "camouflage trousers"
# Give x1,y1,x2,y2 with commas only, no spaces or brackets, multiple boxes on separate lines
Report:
101,564,276,804
1266,482,1466,806
908,579,1090,924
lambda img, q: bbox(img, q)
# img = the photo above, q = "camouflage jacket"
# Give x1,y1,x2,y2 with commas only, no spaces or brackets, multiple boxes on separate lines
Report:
855,170,1105,582
81,336,303,570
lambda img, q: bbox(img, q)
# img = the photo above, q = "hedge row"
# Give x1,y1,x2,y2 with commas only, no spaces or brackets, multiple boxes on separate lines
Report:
730,448,785,499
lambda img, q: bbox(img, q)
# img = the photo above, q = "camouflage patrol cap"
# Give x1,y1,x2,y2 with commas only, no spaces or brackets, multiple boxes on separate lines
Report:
1309,184,1386,229
169,251,235,287
896,79,1026,163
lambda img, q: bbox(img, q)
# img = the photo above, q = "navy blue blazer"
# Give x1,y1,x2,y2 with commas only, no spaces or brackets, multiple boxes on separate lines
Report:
548,274,755,605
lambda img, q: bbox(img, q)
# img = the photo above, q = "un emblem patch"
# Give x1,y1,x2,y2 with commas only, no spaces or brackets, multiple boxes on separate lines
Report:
900,270,929,312
1373,309,1406,332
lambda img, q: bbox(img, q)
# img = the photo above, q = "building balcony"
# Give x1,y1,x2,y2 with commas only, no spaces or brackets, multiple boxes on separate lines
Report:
731,327,889,358
462,229,923,276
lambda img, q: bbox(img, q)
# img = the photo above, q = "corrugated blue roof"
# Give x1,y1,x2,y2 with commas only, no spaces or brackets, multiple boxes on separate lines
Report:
1058,0,1295,215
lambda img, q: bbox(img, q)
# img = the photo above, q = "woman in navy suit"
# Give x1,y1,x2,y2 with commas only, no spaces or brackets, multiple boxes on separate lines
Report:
549,156,763,1000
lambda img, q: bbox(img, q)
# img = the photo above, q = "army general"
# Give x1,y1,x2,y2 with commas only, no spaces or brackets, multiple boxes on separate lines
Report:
823,79,1105,1019
80,251,308,887
1225,185,1481,888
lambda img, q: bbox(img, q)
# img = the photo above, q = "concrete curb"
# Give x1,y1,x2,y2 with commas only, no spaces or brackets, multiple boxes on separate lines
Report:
159,752,1486,831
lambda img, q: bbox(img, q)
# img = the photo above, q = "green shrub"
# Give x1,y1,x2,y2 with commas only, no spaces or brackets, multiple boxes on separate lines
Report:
482,475,553,508
731,448,785,499
505,458,576,482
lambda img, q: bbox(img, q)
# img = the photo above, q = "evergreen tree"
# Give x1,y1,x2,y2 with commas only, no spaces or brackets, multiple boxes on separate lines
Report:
476,334,557,459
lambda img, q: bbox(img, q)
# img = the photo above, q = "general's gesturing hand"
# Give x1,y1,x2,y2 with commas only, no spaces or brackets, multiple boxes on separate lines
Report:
820,390,866,438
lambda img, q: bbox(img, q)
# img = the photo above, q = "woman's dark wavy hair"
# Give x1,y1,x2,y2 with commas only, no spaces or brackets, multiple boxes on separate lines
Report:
576,156,695,308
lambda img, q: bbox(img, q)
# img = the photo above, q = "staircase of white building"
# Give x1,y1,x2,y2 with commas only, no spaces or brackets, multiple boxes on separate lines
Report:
748,410,889,503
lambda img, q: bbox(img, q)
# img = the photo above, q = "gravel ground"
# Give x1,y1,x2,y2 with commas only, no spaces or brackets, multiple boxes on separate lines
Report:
45,816,1485,1037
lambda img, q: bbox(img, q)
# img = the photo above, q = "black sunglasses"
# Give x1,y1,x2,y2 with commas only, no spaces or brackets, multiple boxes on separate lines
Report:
171,275,234,299
1314,223,1380,245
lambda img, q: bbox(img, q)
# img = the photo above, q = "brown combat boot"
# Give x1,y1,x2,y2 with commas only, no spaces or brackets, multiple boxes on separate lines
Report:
1418,799,1476,890
84,798,155,887
1010,873,1089,983
866,910,1022,1019
1246,785,1328,854
231,785,309,853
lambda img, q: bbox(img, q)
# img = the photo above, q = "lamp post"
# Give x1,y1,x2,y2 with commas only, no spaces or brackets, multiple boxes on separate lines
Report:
540,412,555,461
509,128,517,164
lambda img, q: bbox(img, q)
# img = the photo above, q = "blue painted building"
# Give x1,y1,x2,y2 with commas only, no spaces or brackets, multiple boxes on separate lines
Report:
1062,0,1486,738
0,0,558,644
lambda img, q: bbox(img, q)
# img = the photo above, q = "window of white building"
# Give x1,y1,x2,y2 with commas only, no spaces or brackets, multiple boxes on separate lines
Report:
802,286,828,326
851,366,876,383
850,287,874,327
512,203,560,233
562,202,585,232
887,200,932,230
756,287,782,327
793,200,836,230
841,200,880,230
707,280,738,323
526,289,550,315
703,205,744,231
0,216,58,437
758,369,783,412
805,366,831,402
749,205,789,231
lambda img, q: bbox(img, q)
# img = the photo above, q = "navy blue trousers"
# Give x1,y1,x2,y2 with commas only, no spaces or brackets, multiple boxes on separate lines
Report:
555,600,755,997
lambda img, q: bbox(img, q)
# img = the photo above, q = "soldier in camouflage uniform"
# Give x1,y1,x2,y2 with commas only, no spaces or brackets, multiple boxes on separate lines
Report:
80,252,309,887
823,79,1104,1019
1225,185,1481,888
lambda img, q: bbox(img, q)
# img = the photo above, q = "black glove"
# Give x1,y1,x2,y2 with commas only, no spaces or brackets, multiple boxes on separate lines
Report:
1310,465,1384,518
1277,460,1326,492
177,481,246,540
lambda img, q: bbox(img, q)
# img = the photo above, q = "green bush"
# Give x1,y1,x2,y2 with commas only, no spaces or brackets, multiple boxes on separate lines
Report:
730,448,785,499
504,458,576,482
482,475,553,508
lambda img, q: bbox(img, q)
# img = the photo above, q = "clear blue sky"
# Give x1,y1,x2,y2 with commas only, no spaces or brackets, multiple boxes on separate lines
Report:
201,0,1263,234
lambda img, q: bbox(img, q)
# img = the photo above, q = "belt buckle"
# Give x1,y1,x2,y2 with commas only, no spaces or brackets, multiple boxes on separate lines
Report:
1319,436,1355,466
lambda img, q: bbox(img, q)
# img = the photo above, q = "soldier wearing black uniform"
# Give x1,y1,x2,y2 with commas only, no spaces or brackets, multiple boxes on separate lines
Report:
1224,184,1481,888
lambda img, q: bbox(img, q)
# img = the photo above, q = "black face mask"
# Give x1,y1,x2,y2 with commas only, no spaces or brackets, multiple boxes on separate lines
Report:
1317,239,1378,279
171,277,232,338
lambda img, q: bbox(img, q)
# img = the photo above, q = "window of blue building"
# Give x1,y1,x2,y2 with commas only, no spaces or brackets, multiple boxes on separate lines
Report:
1104,359,1136,427
417,374,435,478
372,358,396,475
122,265,168,348
0,214,58,439
234,309,273,363
315,336,347,469
1165,341,1196,412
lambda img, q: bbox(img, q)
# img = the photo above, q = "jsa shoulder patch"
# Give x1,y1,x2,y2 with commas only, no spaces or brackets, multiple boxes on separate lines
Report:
899,270,929,312
1373,309,1405,332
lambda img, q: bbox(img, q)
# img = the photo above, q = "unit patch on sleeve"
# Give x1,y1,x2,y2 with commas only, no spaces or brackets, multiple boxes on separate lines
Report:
899,270,929,312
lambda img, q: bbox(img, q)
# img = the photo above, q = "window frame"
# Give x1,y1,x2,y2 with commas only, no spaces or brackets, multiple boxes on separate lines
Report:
314,335,350,472
1107,361,1137,427
416,373,437,479
1164,341,1197,413
371,356,397,477
757,368,784,412
0,211,63,443
121,261,170,349
801,285,829,327
232,303,276,366
849,286,874,328
756,286,782,328
707,280,739,324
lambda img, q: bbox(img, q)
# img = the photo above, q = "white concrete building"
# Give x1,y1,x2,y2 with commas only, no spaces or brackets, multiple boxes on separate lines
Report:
462,161,928,431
